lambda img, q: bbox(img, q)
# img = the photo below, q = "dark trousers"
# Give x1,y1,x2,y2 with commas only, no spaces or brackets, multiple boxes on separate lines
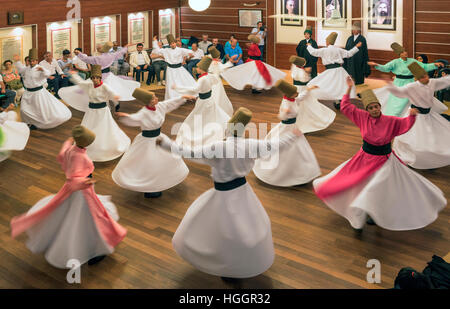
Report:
153,61,167,82
135,65,153,84
259,45,264,60
47,74,69,99
185,59,200,77
0,89,16,108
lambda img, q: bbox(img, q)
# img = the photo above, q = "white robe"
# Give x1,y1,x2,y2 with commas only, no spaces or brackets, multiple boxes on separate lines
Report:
209,59,234,116
0,111,30,162
306,45,358,100
69,74,130,162
154,40,197,100
112,97,189,192
253,92,321,186
175,74,230,147
159,132,297,278
15,62,71,129
291,65,336,133
388,76,450,169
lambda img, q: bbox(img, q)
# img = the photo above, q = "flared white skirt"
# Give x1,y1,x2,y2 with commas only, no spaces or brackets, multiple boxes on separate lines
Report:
165,67,197,100
25,191,119,269
0,112,30,153
104,73,140,102
312,155,446,230
212,81,234,117
172,182,274,278
307,67,356,100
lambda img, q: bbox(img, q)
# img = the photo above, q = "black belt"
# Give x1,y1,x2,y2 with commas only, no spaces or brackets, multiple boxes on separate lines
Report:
362,140,392,155
282,117,297,124
25,86,43,92
168,63,182,68
214,177,247,191
249,56,260,60
89,102,107,109
293,80,308,86
199,91,212,100
101,67,110,74
395,74,414,79
411,104,430,114
325,63,341,70
142,128,161,138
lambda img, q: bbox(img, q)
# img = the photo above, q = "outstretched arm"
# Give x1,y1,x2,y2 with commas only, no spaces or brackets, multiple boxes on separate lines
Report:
385,83,412,99
76,52,100,65
158,96,196,114
340,77,366,125
306,45,323,58
430,75,450,91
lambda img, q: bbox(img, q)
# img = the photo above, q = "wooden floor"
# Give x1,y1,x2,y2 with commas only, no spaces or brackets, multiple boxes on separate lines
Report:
0,81,449,289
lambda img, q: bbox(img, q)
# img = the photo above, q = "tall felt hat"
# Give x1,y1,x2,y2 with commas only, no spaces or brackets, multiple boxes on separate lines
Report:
28,48,38,60
352,21,361,31
72,125,96,148
304,26,313,35
408,62,427,79
391,42,405,55
132,88,155,104
166,34,176,45
360,89,380,110
228,107,253,137
208,46,221,59
248,34,260,44
196,56,213,72
100,42,113,53
90,65,102,78
326,32,338,45
275,79,298,98
289,55,306,67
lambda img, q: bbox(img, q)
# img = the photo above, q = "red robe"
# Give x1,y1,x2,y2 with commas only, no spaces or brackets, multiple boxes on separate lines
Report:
246,43,271,85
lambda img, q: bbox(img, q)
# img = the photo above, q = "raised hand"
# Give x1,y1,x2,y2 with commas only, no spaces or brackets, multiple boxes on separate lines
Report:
356,42,363,48
115,112,129,118
13,54,20,62
367,61,379,66
346,76,354,87
409,108,419,116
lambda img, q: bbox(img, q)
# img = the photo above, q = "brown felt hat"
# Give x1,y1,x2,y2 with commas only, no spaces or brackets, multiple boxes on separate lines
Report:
248,34,260,44
28,48,38,61
228,107,253,137
166,34,176,45
132,88,155,104
72,125,96,148
391,42,405,55
326,32,338,45
360,89,380,110
275,79,298,98
208,46,221,59
196,56,213,72
100,42,113,54
289,55,306,67
90,65,102,78
408,62,427,79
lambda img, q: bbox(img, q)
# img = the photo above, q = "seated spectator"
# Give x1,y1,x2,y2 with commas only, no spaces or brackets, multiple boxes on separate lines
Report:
198,34,212,54
210,38,225,60
110,41,130,76
188,36,199,48
39,51,70,99
225,39,243,66
0,73,16,109
130,43,153,85
1,60,24,104
151,40,167,86
225,34,239,50
176,37,188,49
58,50,73,84
416,53,435,78
72,48,91,80
184,43,204,77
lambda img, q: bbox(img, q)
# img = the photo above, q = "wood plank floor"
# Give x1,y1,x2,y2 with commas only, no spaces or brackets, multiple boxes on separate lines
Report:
0,81,448,289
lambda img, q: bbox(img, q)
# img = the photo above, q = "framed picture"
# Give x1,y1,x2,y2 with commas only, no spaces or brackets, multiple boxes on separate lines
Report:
281,0,303,26
238,10,262,28
7,11,24,25
368,0,396,31
322,0,347,28
159,10,174,39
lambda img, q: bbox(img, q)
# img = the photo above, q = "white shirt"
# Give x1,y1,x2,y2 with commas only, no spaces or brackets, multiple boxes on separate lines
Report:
39,59,64,75
157,44,193,65
72,56,88,70
120,97,186,131
130,51,151,68
174,73,219,96
69,73,117,104
198,41,212,53
160,134,297,182
353,34,360,42
190,49,204,60
208,59,233,76
251,28,265,46
137,53,146,65
291,64,311,83
386,76,450,109
151,49,164,63
15,62,50,88
278,91,309,120
307,45,359,65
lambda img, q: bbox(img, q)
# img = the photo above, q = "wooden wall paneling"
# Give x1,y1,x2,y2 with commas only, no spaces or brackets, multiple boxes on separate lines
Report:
403,0,415,55
267,0,275,65
416,0,450,12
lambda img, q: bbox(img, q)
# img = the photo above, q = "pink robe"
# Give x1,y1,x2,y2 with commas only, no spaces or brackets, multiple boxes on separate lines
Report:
315,94,416,200
10,140,127,247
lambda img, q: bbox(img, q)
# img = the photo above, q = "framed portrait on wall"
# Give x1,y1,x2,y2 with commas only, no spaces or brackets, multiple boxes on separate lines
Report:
159,9,174,40
368,0,396,31
238,10,262,28
281,0,303,26
322,0,347,28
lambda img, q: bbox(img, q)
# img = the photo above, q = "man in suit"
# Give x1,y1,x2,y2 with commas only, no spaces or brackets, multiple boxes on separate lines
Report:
129,43,153,85
296,26,318,78
343,22,370,85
